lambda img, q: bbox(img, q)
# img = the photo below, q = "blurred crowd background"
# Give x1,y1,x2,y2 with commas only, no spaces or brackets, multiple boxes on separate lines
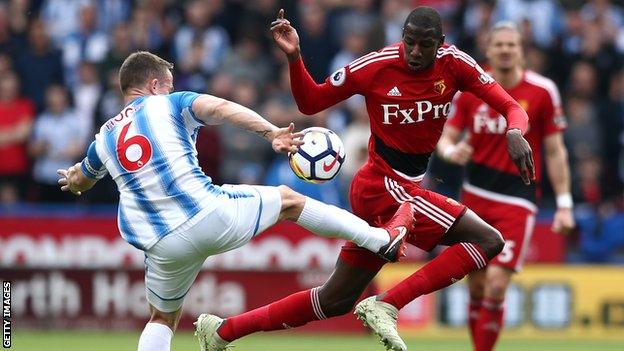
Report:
1,0,623,261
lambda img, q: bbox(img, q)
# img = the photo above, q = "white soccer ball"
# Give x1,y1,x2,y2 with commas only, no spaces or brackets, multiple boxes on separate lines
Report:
288,127,346,183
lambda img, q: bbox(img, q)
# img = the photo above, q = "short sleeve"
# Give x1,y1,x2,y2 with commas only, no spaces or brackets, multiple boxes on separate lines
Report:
168,91,204,127
539,82,567,136
446,92,470,130
170,91,200,110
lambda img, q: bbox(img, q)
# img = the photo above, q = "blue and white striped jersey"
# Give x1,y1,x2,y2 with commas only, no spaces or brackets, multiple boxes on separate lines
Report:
81,91,243,250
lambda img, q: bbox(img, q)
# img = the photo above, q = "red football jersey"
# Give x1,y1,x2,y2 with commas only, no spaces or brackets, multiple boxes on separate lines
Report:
447,70,567,202
290,43,527,178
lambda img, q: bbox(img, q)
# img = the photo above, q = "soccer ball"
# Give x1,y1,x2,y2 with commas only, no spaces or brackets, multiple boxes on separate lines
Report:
289,127,346,183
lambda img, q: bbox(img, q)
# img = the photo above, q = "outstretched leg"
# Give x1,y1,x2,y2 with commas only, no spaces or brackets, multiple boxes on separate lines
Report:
277,185,409,260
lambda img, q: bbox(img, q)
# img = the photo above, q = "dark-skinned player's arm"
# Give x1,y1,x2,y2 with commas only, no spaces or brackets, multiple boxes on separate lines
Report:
473,83,534,184
271,9,359,115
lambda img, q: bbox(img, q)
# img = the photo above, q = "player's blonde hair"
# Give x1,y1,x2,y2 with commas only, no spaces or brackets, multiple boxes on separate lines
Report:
487,21,522,45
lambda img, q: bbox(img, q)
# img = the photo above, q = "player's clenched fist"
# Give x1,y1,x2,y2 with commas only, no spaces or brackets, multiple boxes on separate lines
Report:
270,9,301,62
506,129,535,185
552,208,575,235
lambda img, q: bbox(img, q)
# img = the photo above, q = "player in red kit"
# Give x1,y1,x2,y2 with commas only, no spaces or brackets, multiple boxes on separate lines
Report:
437,22,575,351
195,8,534,351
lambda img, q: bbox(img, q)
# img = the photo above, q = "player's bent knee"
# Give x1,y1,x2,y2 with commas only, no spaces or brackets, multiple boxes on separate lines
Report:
491,228,505,255
277,185,304,204
277,185,306,220
480,225,504,259
276,184,294,196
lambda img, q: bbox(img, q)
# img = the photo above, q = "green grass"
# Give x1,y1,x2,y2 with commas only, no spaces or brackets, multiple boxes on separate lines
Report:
12,331,623,351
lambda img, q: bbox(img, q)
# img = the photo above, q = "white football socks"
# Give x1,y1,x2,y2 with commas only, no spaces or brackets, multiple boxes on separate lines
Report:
137,322,173,351
296,197,389,252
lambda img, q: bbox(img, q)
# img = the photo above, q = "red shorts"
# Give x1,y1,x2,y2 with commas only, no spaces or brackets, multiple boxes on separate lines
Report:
461,186,536,272
340,163,467,271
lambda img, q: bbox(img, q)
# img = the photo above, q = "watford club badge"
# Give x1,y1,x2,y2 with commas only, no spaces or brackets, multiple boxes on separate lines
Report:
434,79,446,95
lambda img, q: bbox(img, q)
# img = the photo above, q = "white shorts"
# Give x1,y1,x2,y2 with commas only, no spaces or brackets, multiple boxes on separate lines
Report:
144,184,282,312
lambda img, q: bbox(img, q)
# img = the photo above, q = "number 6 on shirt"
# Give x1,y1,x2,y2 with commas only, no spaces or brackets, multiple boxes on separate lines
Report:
116,121,152,172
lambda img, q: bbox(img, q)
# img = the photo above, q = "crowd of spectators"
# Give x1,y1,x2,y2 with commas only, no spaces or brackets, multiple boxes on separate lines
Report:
1,0,623,240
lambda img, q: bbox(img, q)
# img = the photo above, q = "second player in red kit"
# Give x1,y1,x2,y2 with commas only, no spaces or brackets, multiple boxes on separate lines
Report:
438,22,574,351
198,7,536,351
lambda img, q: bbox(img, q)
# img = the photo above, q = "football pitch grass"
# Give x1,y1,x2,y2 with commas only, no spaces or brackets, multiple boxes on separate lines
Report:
14,331,623,351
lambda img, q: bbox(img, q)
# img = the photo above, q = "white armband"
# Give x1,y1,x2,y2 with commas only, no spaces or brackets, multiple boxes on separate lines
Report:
556,193,573,209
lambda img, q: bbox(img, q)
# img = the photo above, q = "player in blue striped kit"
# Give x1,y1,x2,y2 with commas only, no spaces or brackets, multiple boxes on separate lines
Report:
56,51,415,351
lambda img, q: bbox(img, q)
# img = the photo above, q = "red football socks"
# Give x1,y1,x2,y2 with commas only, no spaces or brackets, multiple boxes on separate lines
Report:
474,297,505,351
468,298,483,341
217,288,325,342
380,243,488,310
